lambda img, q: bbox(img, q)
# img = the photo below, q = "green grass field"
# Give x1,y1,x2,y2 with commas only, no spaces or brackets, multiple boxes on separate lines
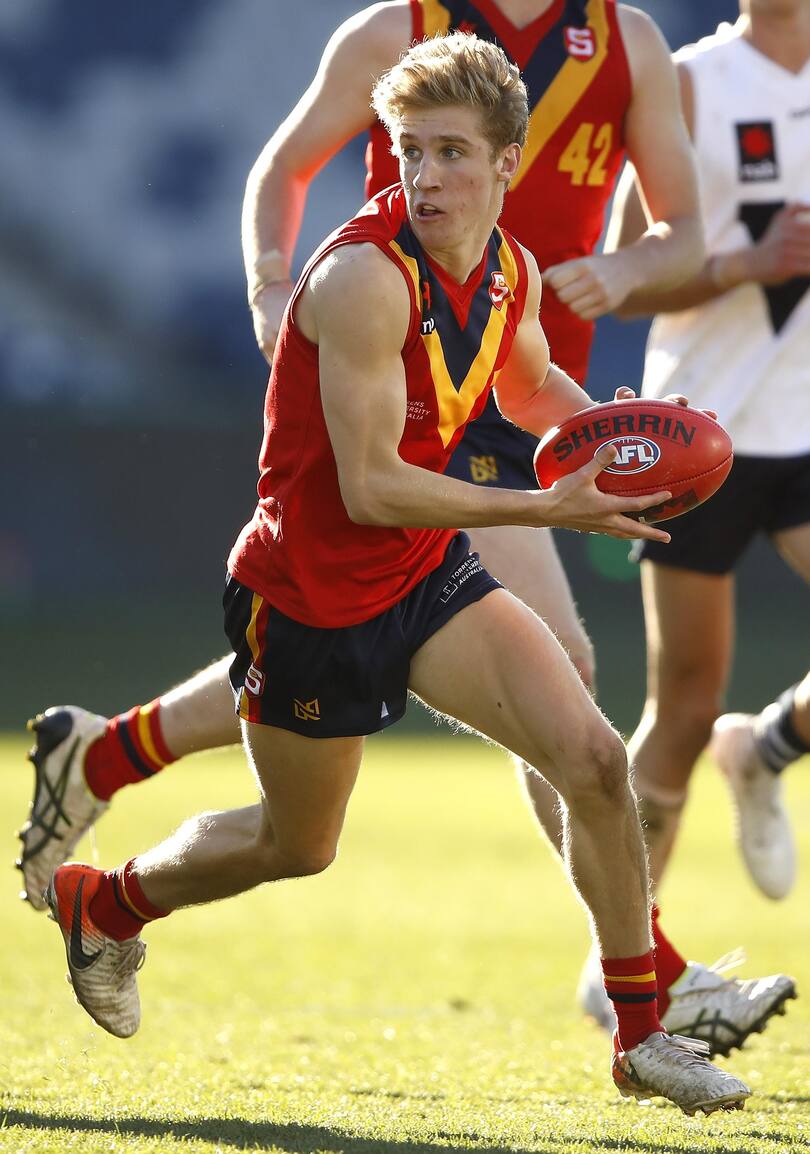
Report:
1,731,808,1154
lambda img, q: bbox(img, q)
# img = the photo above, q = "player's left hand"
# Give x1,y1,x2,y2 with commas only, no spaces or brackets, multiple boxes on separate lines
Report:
543,254,636,321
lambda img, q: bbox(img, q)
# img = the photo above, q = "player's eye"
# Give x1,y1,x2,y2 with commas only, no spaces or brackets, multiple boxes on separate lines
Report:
401,146,420,160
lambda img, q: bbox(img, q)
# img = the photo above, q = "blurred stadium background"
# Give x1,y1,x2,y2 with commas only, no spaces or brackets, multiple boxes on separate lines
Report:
1,0,806,734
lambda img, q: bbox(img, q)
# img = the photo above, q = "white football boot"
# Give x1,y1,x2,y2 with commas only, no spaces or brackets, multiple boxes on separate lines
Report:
711,710,796,899
17,706,109,910
661,951,797,1057
580,944,796,1057
612,1031,750,1115
46,862,145,1038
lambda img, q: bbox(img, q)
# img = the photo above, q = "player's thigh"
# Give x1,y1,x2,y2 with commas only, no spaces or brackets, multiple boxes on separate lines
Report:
773,519,810,583
466,524,592,673
408,588,614,798
639,561,734,707
242,721,364,860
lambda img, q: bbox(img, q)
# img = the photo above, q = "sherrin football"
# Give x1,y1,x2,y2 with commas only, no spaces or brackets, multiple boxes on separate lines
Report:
533,399,733,523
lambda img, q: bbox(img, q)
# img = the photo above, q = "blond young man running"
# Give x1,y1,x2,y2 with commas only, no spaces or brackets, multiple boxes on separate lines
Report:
41,35,750,1115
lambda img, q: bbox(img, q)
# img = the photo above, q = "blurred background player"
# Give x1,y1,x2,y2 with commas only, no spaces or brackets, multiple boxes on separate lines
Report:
570,0,809,1010
18,1,796,1051
712,670,810,898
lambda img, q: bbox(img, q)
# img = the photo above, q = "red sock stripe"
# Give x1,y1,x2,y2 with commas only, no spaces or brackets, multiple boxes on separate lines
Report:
602,950,661,1051
85,702,176,801
120,859,169,922
143,699,174,765
602,951,658,1002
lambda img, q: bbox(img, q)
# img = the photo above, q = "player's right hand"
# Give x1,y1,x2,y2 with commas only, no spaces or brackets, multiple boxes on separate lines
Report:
538,443,672,542
748,202,810,286
251,280,293,365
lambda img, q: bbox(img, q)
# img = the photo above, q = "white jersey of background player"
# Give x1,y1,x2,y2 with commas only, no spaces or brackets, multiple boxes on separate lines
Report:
642,17,810,455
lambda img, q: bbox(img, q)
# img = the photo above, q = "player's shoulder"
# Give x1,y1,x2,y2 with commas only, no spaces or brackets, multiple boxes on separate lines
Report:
307,242,412,335
673,23,741,71
508,238,541,300
615,5,677,87
329,0,412,61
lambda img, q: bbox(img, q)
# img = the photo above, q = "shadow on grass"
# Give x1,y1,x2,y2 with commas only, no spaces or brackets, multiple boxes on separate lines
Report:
0,1109,801,1154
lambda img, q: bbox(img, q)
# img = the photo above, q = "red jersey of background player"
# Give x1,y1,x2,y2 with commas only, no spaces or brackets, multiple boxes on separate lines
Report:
366,0,630,383
228,185,529,628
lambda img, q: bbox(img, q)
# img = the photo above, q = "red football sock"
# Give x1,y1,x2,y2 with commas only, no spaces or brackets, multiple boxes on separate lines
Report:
89,859,170,941
84,700,176,801
602,950,662,1051
651,904,687,1017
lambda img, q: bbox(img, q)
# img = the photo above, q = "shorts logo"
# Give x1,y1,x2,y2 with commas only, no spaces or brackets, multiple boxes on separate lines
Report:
439,555,484,604
244,663,265,696
469,454,499,483
294,698,320,722
736,121,779,182
564,26,596,59
600,436,660,474
488,271,512,310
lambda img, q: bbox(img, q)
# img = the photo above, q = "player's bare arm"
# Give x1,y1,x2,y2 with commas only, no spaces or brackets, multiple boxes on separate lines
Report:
545,6,703,321
299,244,670,541
611,60,810,317
242,1,410,359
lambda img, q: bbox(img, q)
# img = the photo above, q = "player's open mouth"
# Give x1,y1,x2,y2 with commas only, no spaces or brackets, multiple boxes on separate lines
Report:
415,203,443,220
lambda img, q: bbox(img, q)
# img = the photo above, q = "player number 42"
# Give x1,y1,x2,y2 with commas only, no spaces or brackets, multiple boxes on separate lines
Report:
558,122,613,186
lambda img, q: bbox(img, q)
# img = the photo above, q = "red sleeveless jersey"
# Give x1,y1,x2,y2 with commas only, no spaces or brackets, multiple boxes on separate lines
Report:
365,0,631,383
228,186,529,627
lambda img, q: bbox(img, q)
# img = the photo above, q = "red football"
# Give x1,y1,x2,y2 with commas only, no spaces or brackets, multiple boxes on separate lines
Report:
533,399,733,522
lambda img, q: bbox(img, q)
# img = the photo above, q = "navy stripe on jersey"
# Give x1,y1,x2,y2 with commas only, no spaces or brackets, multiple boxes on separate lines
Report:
434,0,591,110
394,223,503,392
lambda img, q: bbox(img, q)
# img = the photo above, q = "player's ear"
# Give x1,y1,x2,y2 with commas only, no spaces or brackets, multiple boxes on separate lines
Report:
497,142,521,184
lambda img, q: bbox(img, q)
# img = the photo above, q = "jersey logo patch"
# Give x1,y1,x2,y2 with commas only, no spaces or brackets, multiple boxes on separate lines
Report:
294,698,320,722
488,271,512,310
469,454,499,483
564,26,596,60
736,121,779,182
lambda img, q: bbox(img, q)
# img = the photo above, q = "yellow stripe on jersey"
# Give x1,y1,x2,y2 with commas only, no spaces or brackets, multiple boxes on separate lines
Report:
419,0,452,39
388,237,423,306
389,233,519,448
511,0,609,191
426,236,519,448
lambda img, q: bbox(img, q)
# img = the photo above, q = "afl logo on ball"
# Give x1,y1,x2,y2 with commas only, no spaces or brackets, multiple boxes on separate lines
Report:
601,436,660,474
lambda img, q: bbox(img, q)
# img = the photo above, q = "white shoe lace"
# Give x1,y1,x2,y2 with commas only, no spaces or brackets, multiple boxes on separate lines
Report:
664,1033,712,1063
705,947,746,979
110,939,146,986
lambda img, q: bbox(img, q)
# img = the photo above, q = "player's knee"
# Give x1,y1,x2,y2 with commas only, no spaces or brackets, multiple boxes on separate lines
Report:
647,691,720,748
566,726,629,807
273,843,337,879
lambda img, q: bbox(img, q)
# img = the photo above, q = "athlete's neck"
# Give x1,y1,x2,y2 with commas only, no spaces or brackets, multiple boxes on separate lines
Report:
492,0,556,31
421,229,491,285
739,6,810,73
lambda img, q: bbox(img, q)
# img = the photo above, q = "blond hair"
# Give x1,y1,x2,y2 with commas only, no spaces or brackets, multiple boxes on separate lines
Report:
371,31,528,156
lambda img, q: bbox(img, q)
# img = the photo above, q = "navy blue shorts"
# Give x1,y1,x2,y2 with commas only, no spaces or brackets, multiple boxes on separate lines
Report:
633,452,810,574
223,532,501,737
445,392,539,490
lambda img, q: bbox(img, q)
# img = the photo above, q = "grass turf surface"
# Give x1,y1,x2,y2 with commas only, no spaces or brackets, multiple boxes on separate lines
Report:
0,730,808,1154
